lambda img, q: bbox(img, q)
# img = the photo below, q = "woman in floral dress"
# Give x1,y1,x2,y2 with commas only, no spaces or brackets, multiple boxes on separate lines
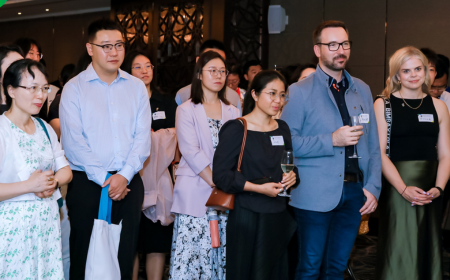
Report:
169,51,240,279
0,59,72,279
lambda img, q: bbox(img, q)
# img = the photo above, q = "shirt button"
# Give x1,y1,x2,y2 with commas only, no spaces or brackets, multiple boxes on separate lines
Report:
111,102,113,105
340,151,343,154
112,119,115,122
339,174,342,177
115,136,118,138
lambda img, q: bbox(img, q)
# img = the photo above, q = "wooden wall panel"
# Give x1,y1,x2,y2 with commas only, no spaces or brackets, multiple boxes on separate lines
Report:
0,11,110,81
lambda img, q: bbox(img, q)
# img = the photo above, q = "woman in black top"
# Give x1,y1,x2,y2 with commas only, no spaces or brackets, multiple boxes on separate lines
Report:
374,46,450,280
213,70,299,280
121,50,177,280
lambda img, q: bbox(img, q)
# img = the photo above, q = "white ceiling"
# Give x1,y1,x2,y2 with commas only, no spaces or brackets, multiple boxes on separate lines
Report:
0,0,110,22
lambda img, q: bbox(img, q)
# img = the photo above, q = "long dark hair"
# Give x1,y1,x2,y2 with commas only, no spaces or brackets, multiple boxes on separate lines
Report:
191,51,229,105
121,50,159,93
242,70,287,116
3,59,48,107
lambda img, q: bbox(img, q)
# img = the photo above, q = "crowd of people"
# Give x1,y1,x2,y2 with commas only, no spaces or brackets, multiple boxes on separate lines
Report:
0,17,449,280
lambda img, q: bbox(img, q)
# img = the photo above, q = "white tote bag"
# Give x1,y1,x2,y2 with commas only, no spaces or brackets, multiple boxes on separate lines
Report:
85,174,122,280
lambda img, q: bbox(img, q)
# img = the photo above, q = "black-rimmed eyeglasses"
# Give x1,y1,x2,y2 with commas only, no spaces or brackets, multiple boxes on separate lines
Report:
316,41,352,51
90,42,125,53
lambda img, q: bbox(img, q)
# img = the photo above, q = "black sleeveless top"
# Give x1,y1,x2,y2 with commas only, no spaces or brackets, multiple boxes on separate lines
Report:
389,94,439,162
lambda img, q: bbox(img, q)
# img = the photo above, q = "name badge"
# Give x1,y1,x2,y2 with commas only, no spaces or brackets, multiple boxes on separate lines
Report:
270,136,284,146
418,114,434,122
358,113,370,124
152,111,166,120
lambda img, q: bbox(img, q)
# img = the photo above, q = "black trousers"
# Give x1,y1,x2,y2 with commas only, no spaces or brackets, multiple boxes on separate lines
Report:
66,171,144,280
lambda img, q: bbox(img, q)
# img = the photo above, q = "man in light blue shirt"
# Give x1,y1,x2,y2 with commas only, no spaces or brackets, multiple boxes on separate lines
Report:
60,19,151,280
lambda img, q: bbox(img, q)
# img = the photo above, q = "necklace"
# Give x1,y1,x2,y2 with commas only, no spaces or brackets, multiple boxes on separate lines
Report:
398,90,424,110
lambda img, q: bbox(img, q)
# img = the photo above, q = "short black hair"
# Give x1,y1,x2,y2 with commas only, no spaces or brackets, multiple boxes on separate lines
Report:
436,54,449,80
243,70,287,116
59,64,76,86
191,51,229,105
243,60,261,75
0,44,24,81
72,52,92,78
199,40,225,55
420,48,438,67
87,18,123,42
229,64,241,76
3,59,48,107
14,38,41,56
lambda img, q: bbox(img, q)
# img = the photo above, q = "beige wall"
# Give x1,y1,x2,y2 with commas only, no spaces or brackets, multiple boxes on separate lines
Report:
269,0,450,97
0,11,110,82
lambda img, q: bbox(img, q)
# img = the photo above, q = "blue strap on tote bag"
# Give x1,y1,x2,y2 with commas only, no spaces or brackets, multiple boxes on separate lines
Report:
85,173,122,280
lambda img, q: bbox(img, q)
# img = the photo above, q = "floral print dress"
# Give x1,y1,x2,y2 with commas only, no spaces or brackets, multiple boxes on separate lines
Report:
0,118,64,279
169,118,227,280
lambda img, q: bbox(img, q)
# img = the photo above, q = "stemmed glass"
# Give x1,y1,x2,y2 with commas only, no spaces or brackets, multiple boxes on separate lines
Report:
348,116,362,159
279,150,293,197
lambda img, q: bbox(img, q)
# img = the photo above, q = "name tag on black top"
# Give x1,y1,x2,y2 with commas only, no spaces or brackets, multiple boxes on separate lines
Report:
418,114,434,123
270,135,284,146
153,111,166,120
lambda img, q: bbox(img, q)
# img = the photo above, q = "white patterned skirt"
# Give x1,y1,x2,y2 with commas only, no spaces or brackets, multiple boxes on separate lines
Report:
0,197,64,280
169,211,227,280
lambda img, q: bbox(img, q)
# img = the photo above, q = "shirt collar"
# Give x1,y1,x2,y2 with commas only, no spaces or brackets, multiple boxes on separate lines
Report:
315,64,354,89
84,63,129,83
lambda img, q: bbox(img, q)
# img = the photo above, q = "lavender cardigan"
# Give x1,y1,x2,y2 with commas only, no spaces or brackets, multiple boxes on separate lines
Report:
171,100,240,217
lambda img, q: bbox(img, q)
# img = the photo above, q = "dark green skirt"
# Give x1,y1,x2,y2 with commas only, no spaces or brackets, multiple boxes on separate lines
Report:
376,160,442,280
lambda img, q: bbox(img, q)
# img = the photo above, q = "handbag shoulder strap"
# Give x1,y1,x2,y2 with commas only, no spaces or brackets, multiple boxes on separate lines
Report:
35,117,52,145
236,117,248,172
375,95,392,158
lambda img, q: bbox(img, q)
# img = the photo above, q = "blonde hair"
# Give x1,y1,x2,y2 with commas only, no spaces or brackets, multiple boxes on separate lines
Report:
382,46,430,98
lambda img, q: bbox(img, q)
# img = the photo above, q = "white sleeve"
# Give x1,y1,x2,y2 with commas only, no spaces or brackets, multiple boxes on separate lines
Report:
45,121,69,171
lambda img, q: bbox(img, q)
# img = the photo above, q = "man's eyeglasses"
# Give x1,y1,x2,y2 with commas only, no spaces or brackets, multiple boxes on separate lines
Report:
316,41,352,51
203,68,229,77
90,42,125,53
132,64,154,72
18,85,51,94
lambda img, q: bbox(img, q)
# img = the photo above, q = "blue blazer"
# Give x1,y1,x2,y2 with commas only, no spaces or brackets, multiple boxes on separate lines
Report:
280,66,382,212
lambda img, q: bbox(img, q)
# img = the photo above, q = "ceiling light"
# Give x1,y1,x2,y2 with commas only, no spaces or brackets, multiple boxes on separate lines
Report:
46,9,49,11
18,12,21,15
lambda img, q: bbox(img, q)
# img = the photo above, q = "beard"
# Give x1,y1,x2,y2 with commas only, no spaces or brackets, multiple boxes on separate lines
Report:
322,54,348,71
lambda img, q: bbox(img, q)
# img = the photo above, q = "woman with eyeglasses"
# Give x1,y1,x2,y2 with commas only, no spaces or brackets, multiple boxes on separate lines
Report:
121,50,178,280
212,70,299,280
0,59,72,279
14,38,43,62
169,51,240,279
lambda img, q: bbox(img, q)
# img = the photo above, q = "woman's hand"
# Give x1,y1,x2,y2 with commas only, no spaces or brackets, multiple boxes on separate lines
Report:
28,169,57,198
427,187,441,200
259,182,283,197
281,171,296,189
401,186,432,206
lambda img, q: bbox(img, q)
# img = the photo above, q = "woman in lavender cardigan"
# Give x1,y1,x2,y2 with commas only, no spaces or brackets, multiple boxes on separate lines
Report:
169,51,240,280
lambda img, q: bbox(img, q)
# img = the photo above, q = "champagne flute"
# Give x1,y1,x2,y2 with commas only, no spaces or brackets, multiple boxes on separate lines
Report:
279,150,294,197
348,116,362,159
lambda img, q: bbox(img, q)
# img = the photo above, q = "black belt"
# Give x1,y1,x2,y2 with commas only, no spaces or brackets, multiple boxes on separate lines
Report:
344,173,358,182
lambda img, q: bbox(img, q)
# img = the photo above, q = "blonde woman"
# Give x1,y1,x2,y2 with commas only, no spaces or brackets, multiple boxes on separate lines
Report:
374,46,450,280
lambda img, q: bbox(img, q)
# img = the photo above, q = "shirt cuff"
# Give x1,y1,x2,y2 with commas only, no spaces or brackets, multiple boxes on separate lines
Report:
118,164,135,185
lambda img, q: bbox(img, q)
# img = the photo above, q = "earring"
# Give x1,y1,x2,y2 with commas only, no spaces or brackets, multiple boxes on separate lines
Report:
197,73,200,79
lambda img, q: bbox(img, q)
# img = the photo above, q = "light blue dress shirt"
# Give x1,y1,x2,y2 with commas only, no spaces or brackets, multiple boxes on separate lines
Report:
59,63,152,186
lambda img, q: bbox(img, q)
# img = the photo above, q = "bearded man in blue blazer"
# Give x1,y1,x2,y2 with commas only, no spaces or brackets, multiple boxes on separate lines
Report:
281,20,382,280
